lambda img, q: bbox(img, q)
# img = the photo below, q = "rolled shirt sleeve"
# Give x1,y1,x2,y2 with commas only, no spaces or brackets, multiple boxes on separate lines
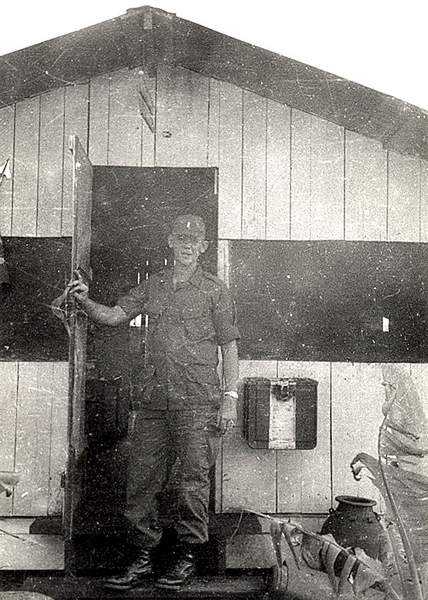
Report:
117,282,148,321
211,281,240,346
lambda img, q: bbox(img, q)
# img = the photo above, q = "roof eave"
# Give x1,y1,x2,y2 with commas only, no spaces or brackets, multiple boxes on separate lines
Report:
1,6,427,160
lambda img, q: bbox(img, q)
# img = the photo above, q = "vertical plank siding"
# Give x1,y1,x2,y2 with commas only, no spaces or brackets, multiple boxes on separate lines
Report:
218,82,243,239
266,100,291,240
344,131,388,241
141,73,156,168
155,66,210,167
242,92,267,239
387,151,421,242
221,361,278,514
290,109,312,239
48,363,69,516
37,88,65,237
0,104,15,236
0,363,68,516
88,73,111,165
421,159,428,242
309,118,344,240
207,79,220,167
276,362,331,513
0,66,427,517
14,363,53,515
290,111,345,240
12,96,40,236
331,364,385,507
108,69,143,167
0,363,18,516
0,67,425,242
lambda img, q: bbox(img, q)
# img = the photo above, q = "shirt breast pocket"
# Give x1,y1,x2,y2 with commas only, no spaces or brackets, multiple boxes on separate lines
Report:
145,298,167,320
181,304,215,341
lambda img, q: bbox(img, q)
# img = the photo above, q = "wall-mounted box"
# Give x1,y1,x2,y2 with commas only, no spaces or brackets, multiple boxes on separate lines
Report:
243,378,318,450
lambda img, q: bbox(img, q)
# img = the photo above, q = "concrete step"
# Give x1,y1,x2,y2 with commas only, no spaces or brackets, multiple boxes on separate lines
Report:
21,575,269,599
0,533,64,571
0,594,53,600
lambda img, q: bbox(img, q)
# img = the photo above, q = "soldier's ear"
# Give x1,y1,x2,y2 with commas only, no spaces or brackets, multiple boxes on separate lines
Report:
168,235,174,249
200,240,209,254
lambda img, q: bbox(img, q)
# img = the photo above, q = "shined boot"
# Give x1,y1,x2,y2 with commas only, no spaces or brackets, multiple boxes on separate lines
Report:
105,548,154,589
155,545,196,589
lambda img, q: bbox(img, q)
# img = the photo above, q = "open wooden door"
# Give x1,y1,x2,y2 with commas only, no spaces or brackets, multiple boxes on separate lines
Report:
64,135,93,571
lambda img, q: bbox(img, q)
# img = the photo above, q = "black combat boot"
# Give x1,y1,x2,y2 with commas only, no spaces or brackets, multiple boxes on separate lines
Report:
104,548,154,589
155,544,196,589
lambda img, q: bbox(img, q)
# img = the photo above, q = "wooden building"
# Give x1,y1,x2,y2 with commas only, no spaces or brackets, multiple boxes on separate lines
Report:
1,5,428,574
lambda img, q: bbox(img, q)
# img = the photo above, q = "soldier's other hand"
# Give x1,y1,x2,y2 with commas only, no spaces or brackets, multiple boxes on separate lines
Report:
218,395,238,436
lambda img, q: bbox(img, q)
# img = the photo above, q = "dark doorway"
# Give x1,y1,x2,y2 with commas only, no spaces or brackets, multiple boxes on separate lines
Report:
73,166,218,570
88,166,218,378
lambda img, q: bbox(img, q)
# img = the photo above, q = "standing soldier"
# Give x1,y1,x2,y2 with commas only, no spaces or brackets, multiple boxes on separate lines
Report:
68,215,239,590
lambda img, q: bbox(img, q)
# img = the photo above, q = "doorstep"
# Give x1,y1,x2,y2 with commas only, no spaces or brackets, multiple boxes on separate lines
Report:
22,574,269,599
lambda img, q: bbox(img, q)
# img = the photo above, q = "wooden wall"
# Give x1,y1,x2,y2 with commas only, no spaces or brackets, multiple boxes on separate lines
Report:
0,363,68,516
1,66,427,241
1,64,427,516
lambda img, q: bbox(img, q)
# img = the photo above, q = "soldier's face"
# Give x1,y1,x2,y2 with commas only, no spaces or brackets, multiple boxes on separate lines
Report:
168,234,208,267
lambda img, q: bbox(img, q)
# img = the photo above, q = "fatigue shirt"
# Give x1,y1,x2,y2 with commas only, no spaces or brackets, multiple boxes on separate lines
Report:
117,266,240,410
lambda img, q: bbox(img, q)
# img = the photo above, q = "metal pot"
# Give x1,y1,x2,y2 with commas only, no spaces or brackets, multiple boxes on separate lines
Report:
320,495,385,559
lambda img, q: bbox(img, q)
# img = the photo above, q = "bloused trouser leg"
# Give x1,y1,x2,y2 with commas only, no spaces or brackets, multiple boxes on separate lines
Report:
125,410,176,548
172,407,220,545
125,406,220,547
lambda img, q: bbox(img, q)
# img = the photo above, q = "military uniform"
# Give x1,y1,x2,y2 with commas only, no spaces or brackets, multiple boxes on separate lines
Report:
117,265,239,547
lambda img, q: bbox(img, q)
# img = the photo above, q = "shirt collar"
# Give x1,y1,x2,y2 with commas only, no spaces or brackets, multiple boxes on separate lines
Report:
160,265,203,288
188,265,203,288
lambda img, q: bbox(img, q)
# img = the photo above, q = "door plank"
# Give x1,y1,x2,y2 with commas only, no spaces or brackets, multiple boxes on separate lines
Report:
68,135,93,457
64,136,93,568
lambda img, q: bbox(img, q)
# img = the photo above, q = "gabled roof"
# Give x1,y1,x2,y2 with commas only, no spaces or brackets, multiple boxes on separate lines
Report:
1,6,427,160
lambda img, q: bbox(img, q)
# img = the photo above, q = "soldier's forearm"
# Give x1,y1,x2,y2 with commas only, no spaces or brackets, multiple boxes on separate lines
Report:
79,297,128,326
221,340,239,392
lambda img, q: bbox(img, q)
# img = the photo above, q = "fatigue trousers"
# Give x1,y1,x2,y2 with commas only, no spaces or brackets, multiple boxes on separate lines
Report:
125,406,220,548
